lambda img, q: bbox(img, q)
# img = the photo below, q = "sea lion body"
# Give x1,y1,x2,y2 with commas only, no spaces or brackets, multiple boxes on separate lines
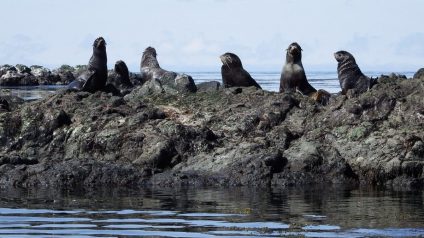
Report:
220,53,261,89
68,37,107,92
114,60,133,87
334,50,370,95
140,47,177,82
279,42,316,95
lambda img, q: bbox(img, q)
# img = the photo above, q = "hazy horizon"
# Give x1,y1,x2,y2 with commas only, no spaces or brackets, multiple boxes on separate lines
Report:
0,0,423,73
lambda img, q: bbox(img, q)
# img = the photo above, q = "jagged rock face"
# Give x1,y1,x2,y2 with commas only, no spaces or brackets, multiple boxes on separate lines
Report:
0,76,423,189
0,64,76,86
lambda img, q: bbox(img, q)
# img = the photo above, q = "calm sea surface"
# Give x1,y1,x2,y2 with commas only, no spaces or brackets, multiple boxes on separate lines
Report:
0,186,423,237
0,71,415,100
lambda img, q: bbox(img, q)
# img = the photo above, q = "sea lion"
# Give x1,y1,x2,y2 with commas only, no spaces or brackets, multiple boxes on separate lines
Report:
140,47,177,82
279,42,330,105
114,60,133,87
279,42,316,95
334,50,370,95
220,53,261,89
68,37,108,92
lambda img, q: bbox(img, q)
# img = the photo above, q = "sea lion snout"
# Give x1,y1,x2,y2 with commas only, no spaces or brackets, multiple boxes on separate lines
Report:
94,37,106,48
219,53,233,65
287,42,301,55
334,52,339,60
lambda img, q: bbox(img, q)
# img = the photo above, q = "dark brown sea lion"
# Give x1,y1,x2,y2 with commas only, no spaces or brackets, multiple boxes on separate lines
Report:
334,50,370,95
68,37,108,92
279,42,315,95
220,52,261,89
114,60,133,87
280,42,330,104
140,47,177,81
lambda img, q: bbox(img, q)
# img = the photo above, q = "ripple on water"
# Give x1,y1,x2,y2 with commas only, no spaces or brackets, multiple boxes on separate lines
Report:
0,187,423,237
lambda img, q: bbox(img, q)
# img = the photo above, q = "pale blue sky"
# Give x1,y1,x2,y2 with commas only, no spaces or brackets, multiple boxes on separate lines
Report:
0,0,423,72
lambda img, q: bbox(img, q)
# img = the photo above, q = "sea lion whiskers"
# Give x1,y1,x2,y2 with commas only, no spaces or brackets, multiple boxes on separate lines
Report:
220,54,232,69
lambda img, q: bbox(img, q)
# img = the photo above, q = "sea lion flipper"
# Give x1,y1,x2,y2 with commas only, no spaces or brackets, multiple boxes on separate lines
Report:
67,79,84,90
81,70,97,92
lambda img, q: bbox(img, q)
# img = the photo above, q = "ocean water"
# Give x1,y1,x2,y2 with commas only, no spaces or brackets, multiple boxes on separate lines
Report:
0,186,423,237
187,71,414,93
0,71,415,100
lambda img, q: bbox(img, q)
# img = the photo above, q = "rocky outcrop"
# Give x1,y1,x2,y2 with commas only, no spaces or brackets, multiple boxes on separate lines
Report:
0,76,422,189
0,64,73,86
0,64,145,87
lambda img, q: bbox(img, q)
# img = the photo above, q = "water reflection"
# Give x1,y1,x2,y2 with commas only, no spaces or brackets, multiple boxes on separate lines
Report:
0,85,66,101
0,186,423,237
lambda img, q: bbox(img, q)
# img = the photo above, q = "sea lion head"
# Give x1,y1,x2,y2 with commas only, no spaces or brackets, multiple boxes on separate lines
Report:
144,47,157,58
286,42,302,62
334,50,355,63
220,52,243,68
93,37,106,50
141,46,160,68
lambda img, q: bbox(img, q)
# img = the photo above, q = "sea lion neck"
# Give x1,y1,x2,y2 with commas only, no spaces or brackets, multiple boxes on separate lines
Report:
286,51,302,64
141,54,160,68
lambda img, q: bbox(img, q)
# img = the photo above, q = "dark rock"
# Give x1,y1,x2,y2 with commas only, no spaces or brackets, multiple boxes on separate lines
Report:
0,76,423,189
15,64,31,74
0,65,17,76
197,81,221,92
0,94,25,111
377,73,407,84
52,65,76,84
2,73,38,86
175,74,197,93
0,98,10,112
31,65,62,85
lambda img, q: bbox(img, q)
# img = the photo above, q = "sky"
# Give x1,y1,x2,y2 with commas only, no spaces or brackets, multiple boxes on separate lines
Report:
0,0,423,72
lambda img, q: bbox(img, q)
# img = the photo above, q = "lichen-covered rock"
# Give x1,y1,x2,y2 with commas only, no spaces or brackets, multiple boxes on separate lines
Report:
174,74,197,93
0,75,423,189
52,65,76,84
15,64,31,74
0,70,38,86
31,65,62,85
197,81,221,92
377,73,407,84
0,65,17,77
